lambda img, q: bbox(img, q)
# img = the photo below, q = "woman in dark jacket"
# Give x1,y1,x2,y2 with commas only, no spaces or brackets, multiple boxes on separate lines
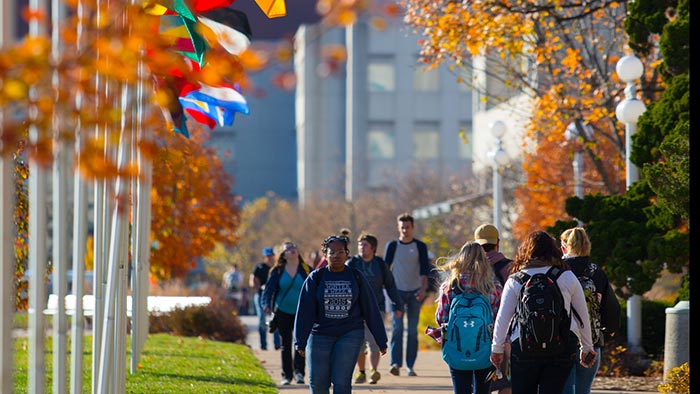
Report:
294,235,387,394
262,241,312,386
560,227,620,394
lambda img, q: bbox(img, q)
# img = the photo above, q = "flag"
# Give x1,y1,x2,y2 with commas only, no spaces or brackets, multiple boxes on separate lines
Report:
198,8,252,55
254,0,286,18
179,83,250,128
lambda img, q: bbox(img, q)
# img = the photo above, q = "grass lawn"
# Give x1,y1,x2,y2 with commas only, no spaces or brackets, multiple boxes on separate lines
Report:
13,333,277,394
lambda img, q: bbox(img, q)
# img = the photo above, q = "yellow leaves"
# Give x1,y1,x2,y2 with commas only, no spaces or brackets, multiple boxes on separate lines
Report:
561,48,581,72
3,80,28,101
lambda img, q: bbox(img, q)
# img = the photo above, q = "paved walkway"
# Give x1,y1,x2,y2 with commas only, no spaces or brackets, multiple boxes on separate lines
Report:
239,315,657,394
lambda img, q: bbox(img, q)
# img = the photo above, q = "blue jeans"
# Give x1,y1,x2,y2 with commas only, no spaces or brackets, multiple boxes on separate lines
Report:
390,289,422,369
562,346,601,394
254,293,280,350
307,329,364,394
449,367,492,394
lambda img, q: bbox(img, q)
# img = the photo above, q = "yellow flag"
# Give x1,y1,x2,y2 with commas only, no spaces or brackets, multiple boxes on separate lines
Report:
254,0,286,18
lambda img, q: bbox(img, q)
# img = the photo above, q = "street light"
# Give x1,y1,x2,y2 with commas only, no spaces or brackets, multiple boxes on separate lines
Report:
487,120,508,232
564,120,592,199
615,54,646,353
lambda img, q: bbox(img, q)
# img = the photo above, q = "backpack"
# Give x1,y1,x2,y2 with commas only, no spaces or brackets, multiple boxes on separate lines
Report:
511,266,573,357
492,257,512,286
574,264,604,346
441,281,493,370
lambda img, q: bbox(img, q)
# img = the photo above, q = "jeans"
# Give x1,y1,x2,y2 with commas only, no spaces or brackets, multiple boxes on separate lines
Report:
254,293,280,350
562,346,601,394
510,339,575,394
390,289,422,369
277,310,305,380
307,329,365,394
449,367,492,394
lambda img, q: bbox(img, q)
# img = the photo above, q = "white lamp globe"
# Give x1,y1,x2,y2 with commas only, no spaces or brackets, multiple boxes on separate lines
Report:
488,148,509,167
489,120,507,139
616,55,644,83
616,99,647,124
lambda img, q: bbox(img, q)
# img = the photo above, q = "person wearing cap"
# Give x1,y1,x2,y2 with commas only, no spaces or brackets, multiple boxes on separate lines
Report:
250,247,280,351
474,224,513,394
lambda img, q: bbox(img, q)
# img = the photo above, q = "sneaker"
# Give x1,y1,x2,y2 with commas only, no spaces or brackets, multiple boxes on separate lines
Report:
354,371,366,384
389,364,400,376
281,378,291,385
295,373,305,384
407,368,417,377
369,369,381,384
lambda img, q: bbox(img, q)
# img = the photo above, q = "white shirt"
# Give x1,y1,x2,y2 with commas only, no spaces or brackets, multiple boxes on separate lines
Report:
491,266,594,354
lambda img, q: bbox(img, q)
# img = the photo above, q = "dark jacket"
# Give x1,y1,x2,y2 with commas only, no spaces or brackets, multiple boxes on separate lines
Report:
346,255,403,312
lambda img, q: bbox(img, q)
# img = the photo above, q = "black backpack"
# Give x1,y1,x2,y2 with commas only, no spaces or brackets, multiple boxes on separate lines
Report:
511,266,574,357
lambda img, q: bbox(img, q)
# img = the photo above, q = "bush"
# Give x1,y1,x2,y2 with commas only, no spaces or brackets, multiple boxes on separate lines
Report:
418,299,441,351
149,291,247,343
658,362,690,394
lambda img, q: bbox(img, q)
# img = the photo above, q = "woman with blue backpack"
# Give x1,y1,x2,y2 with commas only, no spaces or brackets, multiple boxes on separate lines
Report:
427,241,503,394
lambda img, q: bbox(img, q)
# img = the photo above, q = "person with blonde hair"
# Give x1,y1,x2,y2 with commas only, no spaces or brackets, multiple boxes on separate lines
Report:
560,227,620,394
428,241,503,394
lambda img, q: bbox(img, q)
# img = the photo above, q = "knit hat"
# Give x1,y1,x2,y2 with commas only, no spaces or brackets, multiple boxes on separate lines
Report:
474,224,499,245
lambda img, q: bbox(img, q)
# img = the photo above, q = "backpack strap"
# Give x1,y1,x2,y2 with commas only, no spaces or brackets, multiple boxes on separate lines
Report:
449,279,463,295
546,266,584,326
385,240,397,266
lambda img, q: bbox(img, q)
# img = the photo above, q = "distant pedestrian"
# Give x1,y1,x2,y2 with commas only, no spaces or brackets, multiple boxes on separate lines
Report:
250,247,281,351
346,232,402,385
474,223,512,394
262,241,312,385
222,263,243,311
384,213,431,377
560,227,620,394
490,231,597,394
295,235,387,394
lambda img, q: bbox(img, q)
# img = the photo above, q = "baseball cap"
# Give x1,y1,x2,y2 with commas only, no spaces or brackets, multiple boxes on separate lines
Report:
474,224,499,245
262,247,274,256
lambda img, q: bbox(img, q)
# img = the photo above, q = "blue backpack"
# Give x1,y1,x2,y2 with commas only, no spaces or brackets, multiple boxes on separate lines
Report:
442,282,493,370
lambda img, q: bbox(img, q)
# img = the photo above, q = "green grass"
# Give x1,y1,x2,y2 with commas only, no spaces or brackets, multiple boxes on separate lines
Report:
13,333,277,393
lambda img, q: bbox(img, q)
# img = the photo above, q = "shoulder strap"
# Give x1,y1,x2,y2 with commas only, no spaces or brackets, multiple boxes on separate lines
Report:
385,240,397,265
450,279,463,295
511,271,529,285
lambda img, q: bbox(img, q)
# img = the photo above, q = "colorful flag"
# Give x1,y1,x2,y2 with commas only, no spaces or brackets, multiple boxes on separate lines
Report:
254,0,286,18
179,83,250,128
198,8,252,55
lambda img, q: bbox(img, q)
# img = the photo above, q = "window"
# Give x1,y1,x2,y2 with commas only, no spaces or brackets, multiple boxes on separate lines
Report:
413,65,440,92
458,122,473,160
414,123,440,159
368,61,395,92
368,123,395,159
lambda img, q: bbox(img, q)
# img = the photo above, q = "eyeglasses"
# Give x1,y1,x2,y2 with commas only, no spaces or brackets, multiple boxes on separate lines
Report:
326,249,347,256
283,244,297,252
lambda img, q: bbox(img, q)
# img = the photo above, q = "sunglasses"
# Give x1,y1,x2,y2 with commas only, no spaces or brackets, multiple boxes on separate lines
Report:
485,368,503,383
283,244,298,252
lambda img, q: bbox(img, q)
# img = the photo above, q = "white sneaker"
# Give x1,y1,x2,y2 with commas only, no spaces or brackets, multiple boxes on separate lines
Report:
407,368,417,376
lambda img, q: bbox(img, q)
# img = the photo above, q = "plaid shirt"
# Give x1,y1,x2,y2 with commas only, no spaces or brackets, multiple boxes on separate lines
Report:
428,273,503,344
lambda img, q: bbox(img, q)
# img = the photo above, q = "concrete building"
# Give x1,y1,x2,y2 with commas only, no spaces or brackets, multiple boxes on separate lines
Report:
294,19,475,204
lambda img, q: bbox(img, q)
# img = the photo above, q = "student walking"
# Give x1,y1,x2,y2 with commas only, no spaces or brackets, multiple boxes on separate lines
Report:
429,241,503,394
250,247,281,350
474,223,512,393
346,232,403,385
384,213,431,377
490,230,597,394
294,235,387,394
560,227,621,394
262,241,312,385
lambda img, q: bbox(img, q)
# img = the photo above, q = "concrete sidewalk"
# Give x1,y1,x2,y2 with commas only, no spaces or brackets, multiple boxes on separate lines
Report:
239,315,656,394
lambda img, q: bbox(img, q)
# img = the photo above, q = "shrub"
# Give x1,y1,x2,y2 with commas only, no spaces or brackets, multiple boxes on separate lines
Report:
149,291,247,343
658,362,690,394
418,299,441,351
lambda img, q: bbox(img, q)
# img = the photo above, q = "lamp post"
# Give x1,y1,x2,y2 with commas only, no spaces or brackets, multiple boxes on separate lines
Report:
615,54,646,353
564,120,592,199
487,120,508,232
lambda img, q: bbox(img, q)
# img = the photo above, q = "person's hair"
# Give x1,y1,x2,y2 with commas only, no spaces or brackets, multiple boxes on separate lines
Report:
481,243,497,253
397,212,414,225
339,227,351,237
321,234,350,256
560,227,591,257
511,230,564,272
274,241,305,269
357,232,378,253
436,241,496,296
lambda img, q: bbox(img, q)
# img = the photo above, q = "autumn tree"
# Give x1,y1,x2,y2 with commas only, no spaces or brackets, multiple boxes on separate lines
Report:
149,127,240,280
401,0,664,241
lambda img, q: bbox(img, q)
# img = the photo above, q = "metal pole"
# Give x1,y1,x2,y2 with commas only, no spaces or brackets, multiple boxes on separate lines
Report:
493,162,502,232
573,151,583,198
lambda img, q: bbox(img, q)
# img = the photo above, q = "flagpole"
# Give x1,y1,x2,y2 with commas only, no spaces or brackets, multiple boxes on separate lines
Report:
0,1,17,391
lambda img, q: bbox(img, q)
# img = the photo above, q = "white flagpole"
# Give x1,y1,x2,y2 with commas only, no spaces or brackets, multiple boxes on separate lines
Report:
0,1,17,392
28,0,49,393
70,0,88,391
51,0,69,391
